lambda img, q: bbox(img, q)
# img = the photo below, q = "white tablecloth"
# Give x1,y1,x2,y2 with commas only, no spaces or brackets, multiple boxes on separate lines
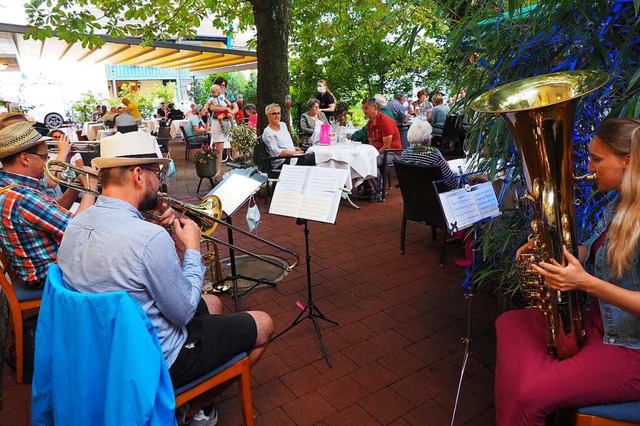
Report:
81,123,104,141
96,127,151,141
170,119,190,139
141,120,159,134
308,143,378,190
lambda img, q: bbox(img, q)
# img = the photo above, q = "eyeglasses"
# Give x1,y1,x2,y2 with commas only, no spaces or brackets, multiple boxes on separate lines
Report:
25,152,49,161
270,112,282,115
132,166,166,181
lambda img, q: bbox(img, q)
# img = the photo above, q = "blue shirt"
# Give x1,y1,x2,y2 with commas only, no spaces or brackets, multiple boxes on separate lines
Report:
583,194,640,349
429,105,450,137
186,115,203,138
57,196,205,367
387,99,408,126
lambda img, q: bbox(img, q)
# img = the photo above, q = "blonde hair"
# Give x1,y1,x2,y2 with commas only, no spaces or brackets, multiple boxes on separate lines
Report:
432,93,444,106
601,118,640,278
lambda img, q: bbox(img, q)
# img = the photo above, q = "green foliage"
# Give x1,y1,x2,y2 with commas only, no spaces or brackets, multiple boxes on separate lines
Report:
200,71,257,106
289,0,451,111
70,91,106,123
229,124,257,166
148,82,178,105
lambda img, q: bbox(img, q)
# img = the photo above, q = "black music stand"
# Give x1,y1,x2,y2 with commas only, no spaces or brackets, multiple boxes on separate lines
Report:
268,165,348,368
205,172,277,312
272,218,338,367
434,174,502,426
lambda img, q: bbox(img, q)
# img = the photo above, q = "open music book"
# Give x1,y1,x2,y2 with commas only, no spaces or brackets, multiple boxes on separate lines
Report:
268,165,348,224
208,173,262,216
437,181,501,232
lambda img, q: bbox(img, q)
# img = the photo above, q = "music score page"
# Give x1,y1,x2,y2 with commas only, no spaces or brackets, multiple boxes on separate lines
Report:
437,181,501,231
269,165,348,224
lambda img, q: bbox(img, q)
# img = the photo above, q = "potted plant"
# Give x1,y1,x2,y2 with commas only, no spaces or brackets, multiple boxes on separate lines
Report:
229,124,258,167
192,144,217,177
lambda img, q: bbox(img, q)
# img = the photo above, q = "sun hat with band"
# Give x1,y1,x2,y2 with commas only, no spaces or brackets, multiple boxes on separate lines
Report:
0,112,37,130
91,131,171,169
0,121,46,159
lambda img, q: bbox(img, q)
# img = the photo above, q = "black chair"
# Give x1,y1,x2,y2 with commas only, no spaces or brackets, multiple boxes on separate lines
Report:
256,136,305,203
379,148,403,201
433,115,466,158
180,126,210,163
394,158,449,267
156,126,171,154
116,125,138,134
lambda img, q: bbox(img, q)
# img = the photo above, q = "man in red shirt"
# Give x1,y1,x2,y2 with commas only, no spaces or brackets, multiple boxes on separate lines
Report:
362,97,402,201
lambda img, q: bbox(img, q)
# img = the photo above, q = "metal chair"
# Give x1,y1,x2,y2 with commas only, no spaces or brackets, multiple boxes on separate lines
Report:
181,126,211,163
0,250,42,384
379,148,403,200
393,158,449,267
575,401,640,426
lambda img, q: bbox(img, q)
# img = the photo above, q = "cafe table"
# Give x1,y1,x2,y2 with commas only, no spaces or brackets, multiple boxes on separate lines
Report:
170,119,190,139
81,122,104,141
307,142,379,208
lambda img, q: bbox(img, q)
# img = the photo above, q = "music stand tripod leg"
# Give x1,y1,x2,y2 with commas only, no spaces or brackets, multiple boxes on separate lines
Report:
271,219,338,367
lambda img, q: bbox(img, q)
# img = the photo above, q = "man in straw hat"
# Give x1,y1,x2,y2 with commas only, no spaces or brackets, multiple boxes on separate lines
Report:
57,131,274,424
0,121,97,289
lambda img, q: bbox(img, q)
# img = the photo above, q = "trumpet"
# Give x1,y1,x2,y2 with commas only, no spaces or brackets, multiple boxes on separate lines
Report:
46,141,100,154
44,160,299,272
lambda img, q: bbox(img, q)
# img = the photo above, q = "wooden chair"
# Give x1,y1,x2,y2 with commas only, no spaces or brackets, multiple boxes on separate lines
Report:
393,158,449,267
181,125,211,163
575,401,640,426
0,250,42,384
32,264,254,425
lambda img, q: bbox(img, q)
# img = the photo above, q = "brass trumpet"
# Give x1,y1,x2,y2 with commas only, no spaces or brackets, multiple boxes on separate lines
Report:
43,160,299,272
46,142,99,154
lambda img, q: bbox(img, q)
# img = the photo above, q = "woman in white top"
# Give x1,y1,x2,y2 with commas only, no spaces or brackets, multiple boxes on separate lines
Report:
261,103,315,169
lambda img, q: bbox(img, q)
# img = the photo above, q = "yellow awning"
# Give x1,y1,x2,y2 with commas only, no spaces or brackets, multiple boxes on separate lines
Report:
0,23,257,74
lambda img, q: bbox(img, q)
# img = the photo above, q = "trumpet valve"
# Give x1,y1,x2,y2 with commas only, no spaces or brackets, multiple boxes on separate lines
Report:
61,167,77,182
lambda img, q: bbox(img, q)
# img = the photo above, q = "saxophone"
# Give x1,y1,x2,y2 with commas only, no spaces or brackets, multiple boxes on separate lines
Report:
471,70,609,359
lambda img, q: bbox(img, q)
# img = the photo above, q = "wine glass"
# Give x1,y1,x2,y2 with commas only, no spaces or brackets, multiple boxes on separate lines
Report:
284,95,292,110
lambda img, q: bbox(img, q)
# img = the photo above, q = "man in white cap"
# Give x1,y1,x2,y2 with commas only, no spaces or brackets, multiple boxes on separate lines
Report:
0,121,96,289
57,131,274,425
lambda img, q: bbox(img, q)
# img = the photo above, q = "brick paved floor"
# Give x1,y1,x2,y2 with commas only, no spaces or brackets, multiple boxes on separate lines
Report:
1,139,498,425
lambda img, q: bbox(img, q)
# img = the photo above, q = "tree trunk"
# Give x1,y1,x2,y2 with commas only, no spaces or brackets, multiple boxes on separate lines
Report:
251,0,290,135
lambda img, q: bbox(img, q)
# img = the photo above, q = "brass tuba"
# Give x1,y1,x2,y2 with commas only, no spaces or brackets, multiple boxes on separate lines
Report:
471,70,609,359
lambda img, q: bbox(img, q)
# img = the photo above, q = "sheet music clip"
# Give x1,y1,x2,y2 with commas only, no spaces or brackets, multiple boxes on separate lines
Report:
339,187,352,194
450,221,459,234
464,184,472,192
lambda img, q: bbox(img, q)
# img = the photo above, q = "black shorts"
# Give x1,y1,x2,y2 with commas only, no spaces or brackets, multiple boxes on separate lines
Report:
169,299,257,388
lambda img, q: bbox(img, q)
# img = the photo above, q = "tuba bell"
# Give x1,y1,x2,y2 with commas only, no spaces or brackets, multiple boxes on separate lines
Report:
471,70,609,359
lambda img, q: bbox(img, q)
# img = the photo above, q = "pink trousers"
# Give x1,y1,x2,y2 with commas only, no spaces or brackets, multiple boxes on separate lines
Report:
495,309,640,426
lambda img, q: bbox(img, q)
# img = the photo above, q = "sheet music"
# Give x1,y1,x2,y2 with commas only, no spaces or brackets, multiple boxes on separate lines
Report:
268,165,347,224
210,174,262,215
438,181,501,232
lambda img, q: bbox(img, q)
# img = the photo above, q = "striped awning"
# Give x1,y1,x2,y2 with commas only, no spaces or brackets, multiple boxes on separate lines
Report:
0,23,257,74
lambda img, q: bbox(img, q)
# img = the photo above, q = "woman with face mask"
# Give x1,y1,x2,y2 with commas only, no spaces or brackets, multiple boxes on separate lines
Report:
316,80,337,120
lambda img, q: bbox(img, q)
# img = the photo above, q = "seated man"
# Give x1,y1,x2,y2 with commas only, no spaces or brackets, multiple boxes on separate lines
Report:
100,106,118,127
115,108,136,128
387,91,411,149
361,97,402,202
57,131,273,424
185,104,210,145
166,103,185,121
0,121,96,289
262,103,315,169
350,94,393,143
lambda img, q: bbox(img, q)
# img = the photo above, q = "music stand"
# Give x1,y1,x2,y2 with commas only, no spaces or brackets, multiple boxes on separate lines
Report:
268,165,349,367
205,172,278,312
433,172,502,426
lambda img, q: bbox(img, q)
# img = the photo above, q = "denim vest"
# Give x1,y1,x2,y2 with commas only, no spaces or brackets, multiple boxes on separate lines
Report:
583,194,640,349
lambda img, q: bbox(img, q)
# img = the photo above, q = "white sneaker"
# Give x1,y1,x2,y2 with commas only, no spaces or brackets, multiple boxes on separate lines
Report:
190,405,218,426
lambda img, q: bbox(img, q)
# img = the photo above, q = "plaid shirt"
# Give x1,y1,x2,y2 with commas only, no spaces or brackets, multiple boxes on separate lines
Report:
0,171,73,287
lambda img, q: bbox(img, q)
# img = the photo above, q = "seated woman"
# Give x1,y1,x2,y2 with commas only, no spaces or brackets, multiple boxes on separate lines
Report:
262,103,314,169
299,98,328,146
428,93,450,139
400,119,459,191
496,118,640,426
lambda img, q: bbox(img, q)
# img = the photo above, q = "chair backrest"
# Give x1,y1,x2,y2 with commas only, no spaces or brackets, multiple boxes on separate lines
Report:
158,126,172,139
116,125,138,134
256,136,270,173
441,115,462,145
32,264,176,426
393,158,448,228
